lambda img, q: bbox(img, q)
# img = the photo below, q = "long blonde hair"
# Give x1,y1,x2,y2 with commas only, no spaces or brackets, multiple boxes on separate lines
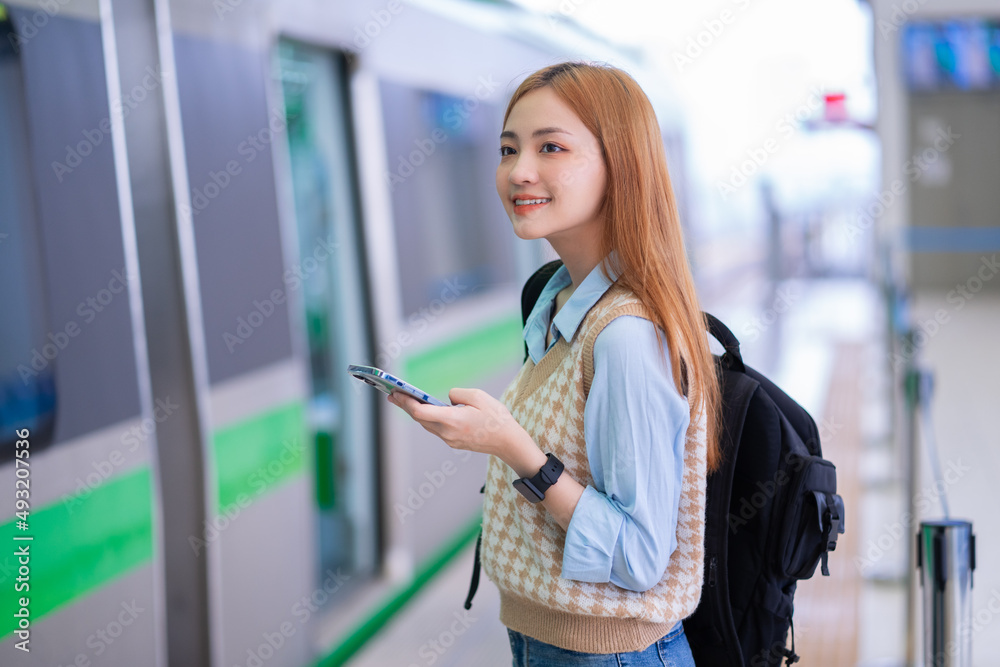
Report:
504,62,721,471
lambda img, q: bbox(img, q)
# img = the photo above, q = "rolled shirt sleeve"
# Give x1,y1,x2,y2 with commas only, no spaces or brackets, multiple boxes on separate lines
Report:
561,315,691,592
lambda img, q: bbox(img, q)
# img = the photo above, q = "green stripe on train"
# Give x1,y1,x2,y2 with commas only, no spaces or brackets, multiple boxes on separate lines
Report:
212,401,308,512
313,513,482,667
403,312,523,401
210,314,523,513
0,401,306,640
0,468,153,640
309,315,523,664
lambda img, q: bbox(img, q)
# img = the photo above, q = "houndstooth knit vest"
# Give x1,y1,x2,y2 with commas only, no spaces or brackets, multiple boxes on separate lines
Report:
481,283,708,654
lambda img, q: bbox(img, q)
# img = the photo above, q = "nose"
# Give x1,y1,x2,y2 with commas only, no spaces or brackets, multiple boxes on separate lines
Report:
507,151,538,185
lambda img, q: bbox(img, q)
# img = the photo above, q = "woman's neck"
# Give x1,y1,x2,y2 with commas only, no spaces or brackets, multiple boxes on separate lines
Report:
548,233,604,291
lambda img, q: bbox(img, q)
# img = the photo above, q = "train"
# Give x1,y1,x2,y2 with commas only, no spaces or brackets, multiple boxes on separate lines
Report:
0,1,691,665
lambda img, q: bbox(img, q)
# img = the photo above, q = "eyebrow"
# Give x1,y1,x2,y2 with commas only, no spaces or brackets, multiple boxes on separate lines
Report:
499,127,572,140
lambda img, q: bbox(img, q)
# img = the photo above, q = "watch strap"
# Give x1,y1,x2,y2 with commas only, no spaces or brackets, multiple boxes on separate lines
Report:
513,453,563,503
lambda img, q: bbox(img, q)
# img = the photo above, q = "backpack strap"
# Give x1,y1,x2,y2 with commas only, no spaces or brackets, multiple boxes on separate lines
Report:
683,367,758,666
465,259,563,609
463,484,486,609
704,312,745,373
782,618,801,665
463,504,484,610
520,259,564,361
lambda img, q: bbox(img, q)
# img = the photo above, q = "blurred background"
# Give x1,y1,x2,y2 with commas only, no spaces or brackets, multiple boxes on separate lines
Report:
0,0,997,665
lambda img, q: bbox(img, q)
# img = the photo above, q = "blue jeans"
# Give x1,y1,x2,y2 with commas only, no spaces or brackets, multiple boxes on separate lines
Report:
507,622,695,666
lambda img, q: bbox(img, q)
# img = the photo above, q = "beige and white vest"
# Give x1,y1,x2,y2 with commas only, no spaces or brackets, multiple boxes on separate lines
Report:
481,283,708,654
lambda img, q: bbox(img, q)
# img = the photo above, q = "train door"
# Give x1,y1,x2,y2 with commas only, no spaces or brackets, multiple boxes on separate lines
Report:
0,5,163,664
164,5,323,666
274,40,379,579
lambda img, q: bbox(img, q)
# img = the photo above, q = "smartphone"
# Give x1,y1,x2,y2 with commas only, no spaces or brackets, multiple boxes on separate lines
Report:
347,364,449,406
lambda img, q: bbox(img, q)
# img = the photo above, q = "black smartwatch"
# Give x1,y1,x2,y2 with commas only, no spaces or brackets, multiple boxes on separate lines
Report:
512,453,564,503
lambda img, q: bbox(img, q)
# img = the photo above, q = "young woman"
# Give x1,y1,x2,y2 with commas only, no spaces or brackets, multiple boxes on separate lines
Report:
388,61,721,666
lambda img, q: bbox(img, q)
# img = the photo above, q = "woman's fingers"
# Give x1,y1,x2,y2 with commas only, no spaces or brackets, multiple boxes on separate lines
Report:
448,387,477,406
390,392,437,420
448,387,484,407
387,391,414,412
389,388,517,456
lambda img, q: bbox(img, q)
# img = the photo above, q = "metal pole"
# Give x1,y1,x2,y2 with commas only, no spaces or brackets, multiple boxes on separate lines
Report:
917,520,976,666
760,180,783,373
903,340,919,667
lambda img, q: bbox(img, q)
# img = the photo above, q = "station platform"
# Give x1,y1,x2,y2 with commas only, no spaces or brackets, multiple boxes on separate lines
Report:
344,277,999,667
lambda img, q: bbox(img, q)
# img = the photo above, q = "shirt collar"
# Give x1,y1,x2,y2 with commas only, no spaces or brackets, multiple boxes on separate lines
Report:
523,255,621,363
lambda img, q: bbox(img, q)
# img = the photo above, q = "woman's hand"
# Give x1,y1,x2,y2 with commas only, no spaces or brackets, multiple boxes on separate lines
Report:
389,386,585,530
388,387,547,477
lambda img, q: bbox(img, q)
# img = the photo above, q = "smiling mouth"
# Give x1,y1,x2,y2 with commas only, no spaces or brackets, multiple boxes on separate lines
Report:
512,198,551,213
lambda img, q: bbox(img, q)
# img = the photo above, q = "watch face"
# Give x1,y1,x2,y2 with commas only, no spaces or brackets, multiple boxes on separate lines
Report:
512,478,544,503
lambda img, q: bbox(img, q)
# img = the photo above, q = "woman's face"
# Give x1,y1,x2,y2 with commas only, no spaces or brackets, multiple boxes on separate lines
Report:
496,87,607,244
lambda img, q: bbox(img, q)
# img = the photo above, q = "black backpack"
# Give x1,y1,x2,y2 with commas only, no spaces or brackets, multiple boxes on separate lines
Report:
465,260,845,666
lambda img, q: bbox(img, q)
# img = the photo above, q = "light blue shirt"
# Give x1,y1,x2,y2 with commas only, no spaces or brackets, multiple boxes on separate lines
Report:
522,260,690,593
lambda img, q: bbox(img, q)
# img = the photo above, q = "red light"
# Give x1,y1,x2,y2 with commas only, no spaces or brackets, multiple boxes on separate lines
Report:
824,92,848,122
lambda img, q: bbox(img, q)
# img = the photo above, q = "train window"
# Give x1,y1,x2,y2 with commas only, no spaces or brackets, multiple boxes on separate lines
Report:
379,80,516,317
276,40,379,578
0,12,56,460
